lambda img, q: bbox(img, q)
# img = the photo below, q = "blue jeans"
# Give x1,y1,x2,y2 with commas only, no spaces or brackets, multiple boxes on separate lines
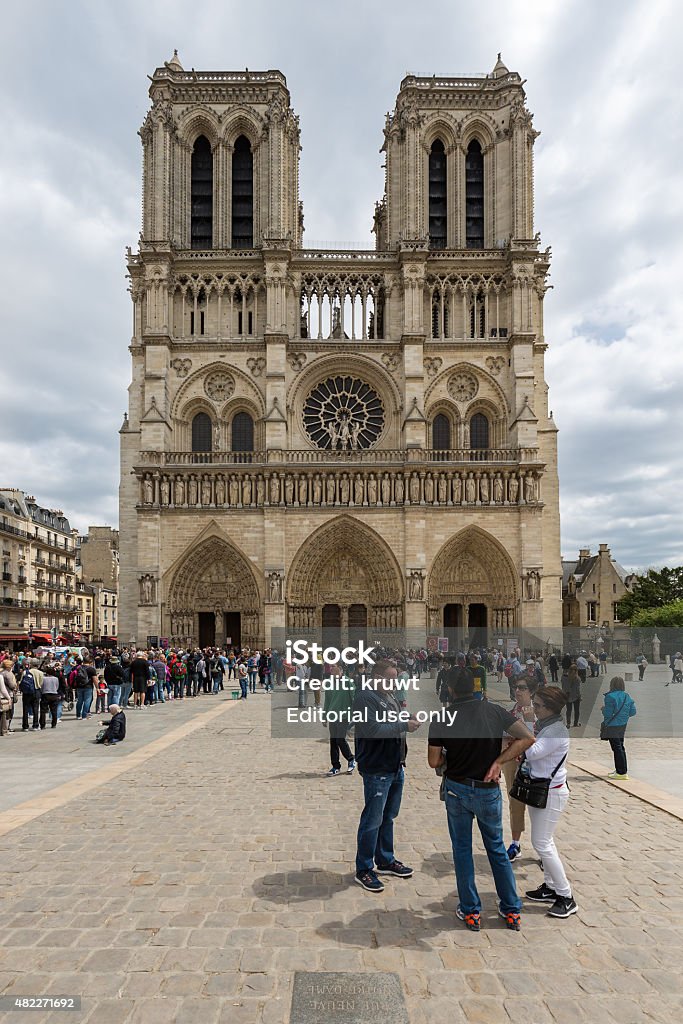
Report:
444,779,521,916
76,687,93,719
155,679,165,703
239,678,248,698
107,684,122,708
249,671,258,693
355,767,404,874
120,682,132,708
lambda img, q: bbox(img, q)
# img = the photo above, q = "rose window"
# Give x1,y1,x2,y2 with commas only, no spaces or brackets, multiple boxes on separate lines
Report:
448,372,479,403
204,371,235,402
303,376,384,450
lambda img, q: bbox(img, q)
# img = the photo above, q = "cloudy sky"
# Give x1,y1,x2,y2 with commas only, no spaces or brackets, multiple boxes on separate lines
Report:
1,0,681,570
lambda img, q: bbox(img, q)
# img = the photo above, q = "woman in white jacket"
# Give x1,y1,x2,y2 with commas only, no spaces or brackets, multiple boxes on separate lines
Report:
523,686,577,919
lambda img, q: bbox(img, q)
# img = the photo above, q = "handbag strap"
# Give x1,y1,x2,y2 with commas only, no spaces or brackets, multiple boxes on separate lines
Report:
604,694,628,726
549,753,567,779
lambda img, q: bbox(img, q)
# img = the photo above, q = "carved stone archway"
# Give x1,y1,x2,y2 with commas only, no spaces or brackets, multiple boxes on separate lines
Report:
428,525,518,634
287,516,404,638
166,534,261,648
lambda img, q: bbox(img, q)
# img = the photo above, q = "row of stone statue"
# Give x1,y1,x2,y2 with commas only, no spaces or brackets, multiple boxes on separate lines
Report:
140,469,540,508
288,605,404,631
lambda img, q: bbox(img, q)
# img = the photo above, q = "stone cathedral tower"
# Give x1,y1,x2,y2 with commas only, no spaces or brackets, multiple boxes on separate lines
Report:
119,52,562,650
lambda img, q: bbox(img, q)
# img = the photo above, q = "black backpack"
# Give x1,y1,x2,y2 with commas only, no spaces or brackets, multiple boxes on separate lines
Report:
75,664,89,687
20,670,36,696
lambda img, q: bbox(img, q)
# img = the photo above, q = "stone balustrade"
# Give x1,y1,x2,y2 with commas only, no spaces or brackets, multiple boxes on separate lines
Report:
140,447,539,467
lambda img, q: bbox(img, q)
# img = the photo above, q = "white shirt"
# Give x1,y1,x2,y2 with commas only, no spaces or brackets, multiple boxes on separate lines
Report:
525,721,569,786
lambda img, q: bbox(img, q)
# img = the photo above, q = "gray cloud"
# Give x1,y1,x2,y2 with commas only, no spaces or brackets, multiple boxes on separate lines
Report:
2,0,681,570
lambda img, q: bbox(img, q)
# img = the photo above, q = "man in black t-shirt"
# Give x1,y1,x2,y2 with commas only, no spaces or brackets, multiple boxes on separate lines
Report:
428,667,534,933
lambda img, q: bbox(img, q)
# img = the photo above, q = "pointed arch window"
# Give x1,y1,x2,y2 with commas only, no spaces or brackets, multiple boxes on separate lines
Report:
231,412,254,453
470,412,489,450
429,139,447,250
191,412,213,453
432,413,451,451
232,135,254,248
191,136,213,249
465,139,484,249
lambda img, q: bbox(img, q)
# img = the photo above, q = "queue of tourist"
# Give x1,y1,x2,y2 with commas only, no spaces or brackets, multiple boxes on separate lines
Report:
0,644,284,739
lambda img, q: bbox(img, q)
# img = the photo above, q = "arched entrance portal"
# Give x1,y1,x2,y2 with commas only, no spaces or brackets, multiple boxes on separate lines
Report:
166,534,261,648
287,516,404,644
429,526,518,648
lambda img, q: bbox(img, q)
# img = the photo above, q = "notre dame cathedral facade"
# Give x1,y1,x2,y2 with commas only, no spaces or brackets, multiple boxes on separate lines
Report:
119,51,562,650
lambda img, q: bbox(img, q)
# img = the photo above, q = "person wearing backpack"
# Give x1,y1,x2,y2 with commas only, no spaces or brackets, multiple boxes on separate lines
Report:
75,659,97,720
20,659,44,731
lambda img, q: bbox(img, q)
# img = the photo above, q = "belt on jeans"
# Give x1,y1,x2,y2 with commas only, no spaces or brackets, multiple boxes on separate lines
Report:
452,777,499,789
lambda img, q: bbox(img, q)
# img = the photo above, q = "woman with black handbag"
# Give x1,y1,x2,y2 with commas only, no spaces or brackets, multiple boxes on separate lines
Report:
601,676,636,780
523,686,577,919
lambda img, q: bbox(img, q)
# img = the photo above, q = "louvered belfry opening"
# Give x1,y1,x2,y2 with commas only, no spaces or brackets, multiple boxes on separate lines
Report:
191,412,213,452
232,135,254,248
432,413,451,451
191,136,213,249
465,139,484,248
429,139,447,249
231,412,254,453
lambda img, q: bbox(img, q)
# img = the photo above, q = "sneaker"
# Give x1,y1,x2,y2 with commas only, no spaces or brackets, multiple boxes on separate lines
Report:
547,895,578,918
507,841,521,862
376,860,413,878
456,906,481,932
355,870,384,893
347,759,356,774
498,906,522,931
607,772,629,780
525,883,557,903
326,767,341,776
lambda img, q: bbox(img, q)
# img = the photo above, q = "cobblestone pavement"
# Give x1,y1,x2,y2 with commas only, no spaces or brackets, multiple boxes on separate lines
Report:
1,690,682,1024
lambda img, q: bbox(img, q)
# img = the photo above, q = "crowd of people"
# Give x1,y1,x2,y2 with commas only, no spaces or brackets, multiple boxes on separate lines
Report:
0,644,285,739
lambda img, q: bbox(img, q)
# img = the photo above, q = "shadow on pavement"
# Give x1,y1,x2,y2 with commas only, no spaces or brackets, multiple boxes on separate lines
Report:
253,868,350,902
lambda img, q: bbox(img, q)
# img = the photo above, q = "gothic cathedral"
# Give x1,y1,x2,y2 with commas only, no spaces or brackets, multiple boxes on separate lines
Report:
119,52,562,650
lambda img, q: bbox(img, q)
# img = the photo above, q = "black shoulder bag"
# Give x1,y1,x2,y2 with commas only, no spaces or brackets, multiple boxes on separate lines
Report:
600,695,628,740
510,753,567,809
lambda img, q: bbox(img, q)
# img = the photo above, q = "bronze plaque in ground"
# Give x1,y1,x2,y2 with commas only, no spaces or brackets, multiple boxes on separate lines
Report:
290,972,409,1024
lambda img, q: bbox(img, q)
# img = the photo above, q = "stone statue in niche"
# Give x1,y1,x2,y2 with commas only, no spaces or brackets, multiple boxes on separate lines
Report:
452,474,462,504
160,477,170,505
479,475,490,504
215,476,226,505
268,572,283,603
340,474,350,505
188,476,198,506
493,474,504,504
140,575,155,605
465,473,477,504
381,474,392,505
409,571,424,601
526,571,540,601
509,476,519,503
143,476,154,504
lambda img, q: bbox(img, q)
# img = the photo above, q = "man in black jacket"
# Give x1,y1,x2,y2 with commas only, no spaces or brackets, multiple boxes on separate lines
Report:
352,660,420,892
100,704,126,745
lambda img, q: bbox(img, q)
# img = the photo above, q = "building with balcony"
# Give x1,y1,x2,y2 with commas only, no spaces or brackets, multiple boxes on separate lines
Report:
0,489,78,646
119,52,562,649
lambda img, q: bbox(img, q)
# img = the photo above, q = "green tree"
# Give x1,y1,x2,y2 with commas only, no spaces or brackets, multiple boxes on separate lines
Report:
631,601,683,628
619,566,683,622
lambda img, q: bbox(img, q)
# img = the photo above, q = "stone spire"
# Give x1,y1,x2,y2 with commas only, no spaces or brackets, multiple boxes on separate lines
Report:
492,52,509,78
165,49,184,72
